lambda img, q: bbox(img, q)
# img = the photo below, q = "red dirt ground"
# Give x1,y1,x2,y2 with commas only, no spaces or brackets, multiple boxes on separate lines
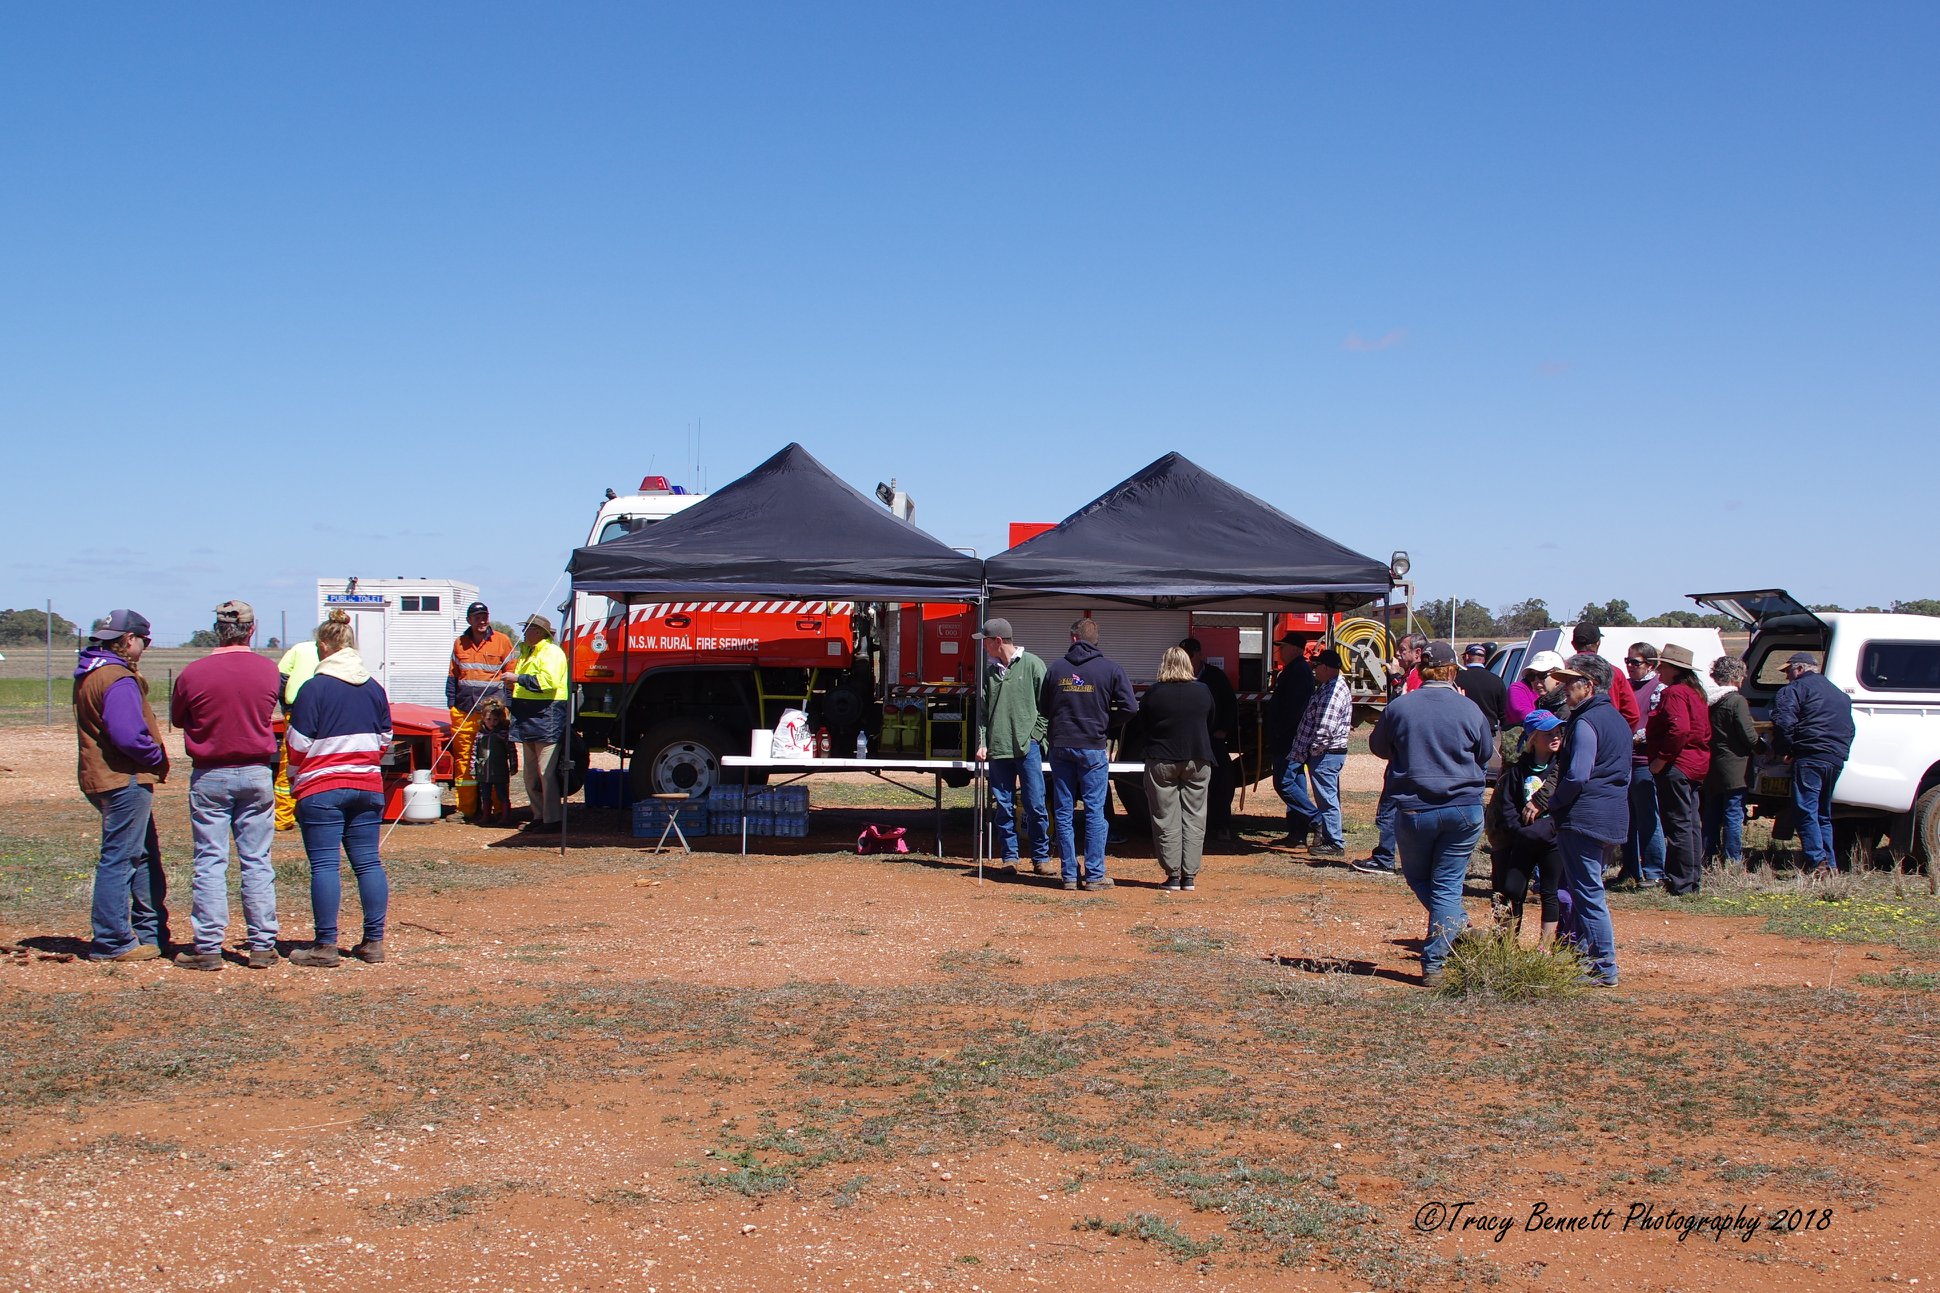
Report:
3,725,1937,1292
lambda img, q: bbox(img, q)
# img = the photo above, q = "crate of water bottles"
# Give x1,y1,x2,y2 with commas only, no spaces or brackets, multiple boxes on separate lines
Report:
707,785,810,838
630,794,712,840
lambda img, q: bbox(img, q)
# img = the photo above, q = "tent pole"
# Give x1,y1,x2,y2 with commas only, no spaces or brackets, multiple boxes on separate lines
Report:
559,595,574,859
973,593,986,879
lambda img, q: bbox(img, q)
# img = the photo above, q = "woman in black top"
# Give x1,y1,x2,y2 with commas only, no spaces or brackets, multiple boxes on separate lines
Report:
1132,647,1216,890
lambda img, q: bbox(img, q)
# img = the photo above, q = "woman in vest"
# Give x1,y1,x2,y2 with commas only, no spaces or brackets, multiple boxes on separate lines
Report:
285,610,392,967
1545,653,1631,987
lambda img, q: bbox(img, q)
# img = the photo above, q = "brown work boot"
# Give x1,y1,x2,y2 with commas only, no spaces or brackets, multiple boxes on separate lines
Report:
290,943,341,968
244,947,278,970
348,940,386,964
172,951,224,972
89,943,161,963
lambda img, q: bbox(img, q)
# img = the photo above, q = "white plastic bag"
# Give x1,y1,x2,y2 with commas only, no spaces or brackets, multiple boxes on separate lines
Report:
770,708,813,759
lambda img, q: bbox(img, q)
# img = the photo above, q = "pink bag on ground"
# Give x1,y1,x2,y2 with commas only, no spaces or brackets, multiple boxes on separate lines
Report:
857,824,909,855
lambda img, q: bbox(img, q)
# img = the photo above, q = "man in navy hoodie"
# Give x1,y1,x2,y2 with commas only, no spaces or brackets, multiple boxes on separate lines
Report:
1040,619,1138,891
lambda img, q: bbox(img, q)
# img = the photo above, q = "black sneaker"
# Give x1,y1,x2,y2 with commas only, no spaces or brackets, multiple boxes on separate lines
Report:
1307,843,1346,860
1181,881,1196,891
1270,833,1309,850
1348,857,1396,876
1161,878,1183,892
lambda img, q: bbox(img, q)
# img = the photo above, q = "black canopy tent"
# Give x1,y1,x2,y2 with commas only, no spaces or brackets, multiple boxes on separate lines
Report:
569,442,985,603
561,442,988,856
982,451,1393,611
983,453,1396,842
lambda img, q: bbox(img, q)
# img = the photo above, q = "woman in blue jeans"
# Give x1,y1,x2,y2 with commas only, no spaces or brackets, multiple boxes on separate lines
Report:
1367,642,1494,987
285,609,392,968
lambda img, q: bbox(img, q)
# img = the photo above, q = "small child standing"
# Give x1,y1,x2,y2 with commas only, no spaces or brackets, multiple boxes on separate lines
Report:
473,700,517,825
1487,709,1565,948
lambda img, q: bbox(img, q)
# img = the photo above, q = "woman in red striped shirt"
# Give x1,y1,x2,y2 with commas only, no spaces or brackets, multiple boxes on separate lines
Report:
285,609,393,967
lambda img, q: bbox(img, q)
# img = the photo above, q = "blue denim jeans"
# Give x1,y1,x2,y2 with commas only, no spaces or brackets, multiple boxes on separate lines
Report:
1274,755,1316,832
1702,787,1746,864
1557,827,1618,983
87,777,170,958
295,787,389,946
1368,788,1398,868
1050,748,1110,884
1306,752,1346,849
188,764,280,953
988,741,1050,863
1792,759,1840,867
1394,802,1482,974
1622,762,1666,883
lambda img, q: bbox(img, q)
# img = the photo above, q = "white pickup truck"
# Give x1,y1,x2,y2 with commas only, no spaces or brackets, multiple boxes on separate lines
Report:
1692,589,1940,876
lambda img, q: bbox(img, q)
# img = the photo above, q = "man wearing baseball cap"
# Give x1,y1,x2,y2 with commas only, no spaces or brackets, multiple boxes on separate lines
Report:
1454,642,1506,735
73,608,172,961
168,601,283,970
1367,640,1495,986
975,618,1051,874
447,600,514,821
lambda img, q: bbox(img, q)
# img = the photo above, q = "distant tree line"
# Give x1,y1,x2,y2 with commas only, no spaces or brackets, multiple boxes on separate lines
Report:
1412,596,1940,640
0,608,78,645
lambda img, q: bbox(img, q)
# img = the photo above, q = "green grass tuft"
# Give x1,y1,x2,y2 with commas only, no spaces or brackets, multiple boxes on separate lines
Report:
1439,929,1588,1000
1077,1212,1223,1260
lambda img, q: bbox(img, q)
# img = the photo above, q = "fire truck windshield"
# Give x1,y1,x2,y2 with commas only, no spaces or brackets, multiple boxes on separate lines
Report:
595,516,659,545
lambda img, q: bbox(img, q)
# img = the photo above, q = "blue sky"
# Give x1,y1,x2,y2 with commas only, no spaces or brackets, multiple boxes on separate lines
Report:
4,3,1936,644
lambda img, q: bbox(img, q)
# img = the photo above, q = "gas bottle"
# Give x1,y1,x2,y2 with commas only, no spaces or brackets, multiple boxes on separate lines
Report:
401,770,442,824
815,726,831,758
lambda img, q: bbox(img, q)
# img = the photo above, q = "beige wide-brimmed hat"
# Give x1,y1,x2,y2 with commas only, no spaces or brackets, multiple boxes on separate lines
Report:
1658,643,1698,672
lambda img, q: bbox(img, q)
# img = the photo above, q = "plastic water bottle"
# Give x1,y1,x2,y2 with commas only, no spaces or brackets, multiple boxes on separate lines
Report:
855,731,869,759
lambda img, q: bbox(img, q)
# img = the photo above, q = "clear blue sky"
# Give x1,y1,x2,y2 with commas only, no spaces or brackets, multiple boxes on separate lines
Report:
4,3,1935,644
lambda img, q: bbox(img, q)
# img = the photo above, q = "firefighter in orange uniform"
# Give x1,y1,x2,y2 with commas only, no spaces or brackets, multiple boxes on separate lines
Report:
447,602,515,821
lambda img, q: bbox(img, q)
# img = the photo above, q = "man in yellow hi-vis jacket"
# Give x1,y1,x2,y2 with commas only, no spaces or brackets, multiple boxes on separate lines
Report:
273,637,321,831
447,601,515,820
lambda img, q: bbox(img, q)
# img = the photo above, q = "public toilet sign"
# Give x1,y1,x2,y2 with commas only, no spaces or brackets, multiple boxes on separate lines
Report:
324,593,389,606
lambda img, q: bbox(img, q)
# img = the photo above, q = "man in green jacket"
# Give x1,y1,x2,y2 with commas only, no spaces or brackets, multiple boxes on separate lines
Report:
975,618,1050,874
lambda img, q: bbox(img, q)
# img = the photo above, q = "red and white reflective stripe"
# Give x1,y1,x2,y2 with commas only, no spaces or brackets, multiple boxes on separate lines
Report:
574,601,855,639
1236,693,1270,702
897,684,969,695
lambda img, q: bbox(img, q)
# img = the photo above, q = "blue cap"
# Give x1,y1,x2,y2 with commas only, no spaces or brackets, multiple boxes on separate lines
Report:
1522,709,1564,734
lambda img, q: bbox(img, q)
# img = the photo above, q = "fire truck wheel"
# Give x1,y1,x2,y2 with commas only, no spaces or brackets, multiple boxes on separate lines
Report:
631,720,734,799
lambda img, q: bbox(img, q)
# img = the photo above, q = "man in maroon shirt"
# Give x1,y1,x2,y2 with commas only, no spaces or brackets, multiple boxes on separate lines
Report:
169,601,282,970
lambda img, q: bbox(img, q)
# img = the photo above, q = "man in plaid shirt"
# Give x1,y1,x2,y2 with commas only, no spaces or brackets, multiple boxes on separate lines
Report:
1292,652,1354,859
